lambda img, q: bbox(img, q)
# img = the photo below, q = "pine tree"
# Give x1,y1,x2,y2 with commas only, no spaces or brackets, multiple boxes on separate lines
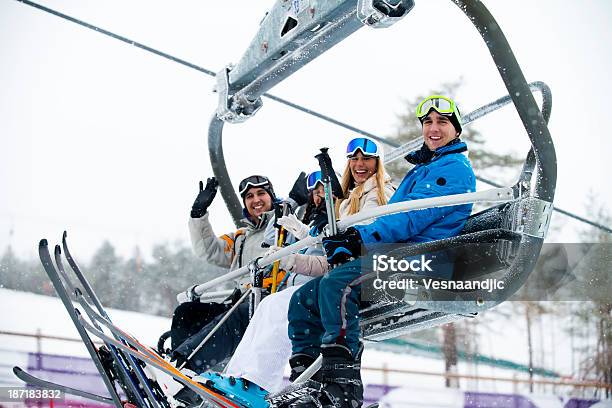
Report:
0,246,49,294
0,246,22,290
117,246,143,312
89,241,124,308
140,241,227,316
572,195,612,397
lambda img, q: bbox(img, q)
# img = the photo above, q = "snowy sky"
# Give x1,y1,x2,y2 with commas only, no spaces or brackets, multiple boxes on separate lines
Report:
1,0,611,261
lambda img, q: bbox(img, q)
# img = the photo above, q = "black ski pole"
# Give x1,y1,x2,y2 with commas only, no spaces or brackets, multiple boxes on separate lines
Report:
315,148,339,236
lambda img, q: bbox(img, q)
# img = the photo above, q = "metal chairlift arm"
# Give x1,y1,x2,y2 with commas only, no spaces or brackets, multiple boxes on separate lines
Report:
217,0,415,123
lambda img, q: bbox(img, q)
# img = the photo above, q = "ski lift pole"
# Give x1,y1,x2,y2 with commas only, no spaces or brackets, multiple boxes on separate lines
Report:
316,148,340,235
324,180,338,236
270,228,284,293
271,202,290,293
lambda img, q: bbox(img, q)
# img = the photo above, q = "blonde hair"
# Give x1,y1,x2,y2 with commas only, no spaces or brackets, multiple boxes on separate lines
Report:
336,157,388,217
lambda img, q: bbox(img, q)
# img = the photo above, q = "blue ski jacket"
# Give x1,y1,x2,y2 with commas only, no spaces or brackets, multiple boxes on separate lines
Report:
355,140,476,245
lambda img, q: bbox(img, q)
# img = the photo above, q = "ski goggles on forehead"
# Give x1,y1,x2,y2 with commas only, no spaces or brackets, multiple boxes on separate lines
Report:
416,95,461,121
238,175,271,195
306,171,323,190
346,137,379,158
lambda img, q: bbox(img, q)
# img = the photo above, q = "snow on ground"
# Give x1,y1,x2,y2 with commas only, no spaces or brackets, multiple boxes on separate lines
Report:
0,287,172,391
0,288,170,358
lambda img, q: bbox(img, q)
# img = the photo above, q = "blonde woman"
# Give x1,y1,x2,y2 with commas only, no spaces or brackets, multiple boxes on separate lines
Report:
337,137,396,219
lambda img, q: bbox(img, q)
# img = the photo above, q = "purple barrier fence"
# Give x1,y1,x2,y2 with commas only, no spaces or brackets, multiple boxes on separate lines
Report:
563,398,602,408
21,352,607,408
26,352,112,408
364,384,399,406
464,391,541,408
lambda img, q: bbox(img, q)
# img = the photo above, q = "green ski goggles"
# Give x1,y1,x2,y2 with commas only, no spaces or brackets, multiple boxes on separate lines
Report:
416,95,462,123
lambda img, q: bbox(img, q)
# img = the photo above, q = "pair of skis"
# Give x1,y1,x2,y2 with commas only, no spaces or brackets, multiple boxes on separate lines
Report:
13,233,240,408
14,232,323,408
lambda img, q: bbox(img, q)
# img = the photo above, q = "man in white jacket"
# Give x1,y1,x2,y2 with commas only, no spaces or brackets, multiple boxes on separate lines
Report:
172,175,279,372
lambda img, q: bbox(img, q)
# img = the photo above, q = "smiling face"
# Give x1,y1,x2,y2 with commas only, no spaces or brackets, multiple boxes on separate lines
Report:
422,110,459,151
311,184,326,208
348,151,377,185
243,187,272,220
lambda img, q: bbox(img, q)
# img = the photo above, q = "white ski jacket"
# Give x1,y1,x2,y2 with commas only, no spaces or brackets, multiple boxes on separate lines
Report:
338,174,395,219
188,211,275,273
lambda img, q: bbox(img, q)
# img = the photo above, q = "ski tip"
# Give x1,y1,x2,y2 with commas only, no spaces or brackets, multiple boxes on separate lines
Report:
12,366,23,375
62,230,68,240
55,244,62,255
39,239,48,247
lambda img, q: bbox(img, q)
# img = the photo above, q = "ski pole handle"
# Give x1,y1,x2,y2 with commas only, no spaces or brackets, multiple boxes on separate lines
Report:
315,147,343,199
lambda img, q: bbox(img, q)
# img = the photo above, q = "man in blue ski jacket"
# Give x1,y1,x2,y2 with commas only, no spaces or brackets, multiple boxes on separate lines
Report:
287,95,476,408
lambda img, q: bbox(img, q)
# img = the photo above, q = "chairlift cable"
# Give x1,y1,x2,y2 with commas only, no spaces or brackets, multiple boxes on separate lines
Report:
15,0,215,76
14,0,611,234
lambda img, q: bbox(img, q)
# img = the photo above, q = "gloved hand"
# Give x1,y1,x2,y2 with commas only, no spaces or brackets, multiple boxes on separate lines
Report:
315,148,344,199
322,227,363,266
277,214,310,240
264,245,281,258
263,245,296,272
279,254,296,273
309,213,329,237
190,178,219,218
289,172,309,206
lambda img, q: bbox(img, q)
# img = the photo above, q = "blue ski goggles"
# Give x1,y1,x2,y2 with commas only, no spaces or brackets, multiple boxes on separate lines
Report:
306,171,323,190
346,137,379,158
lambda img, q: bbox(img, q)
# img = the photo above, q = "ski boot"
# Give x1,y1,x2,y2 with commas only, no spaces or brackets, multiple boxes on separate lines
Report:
192,372,269,408
173,386,203,407
255,355,324,408
289,354,320,382
290,344,363,408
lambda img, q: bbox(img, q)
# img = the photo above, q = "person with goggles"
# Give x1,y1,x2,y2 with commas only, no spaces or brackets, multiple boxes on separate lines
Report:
337,137,395,217
276,170,327,240
287,96,475,408
217,139,394,397
189,174,278,273
169,173,304,404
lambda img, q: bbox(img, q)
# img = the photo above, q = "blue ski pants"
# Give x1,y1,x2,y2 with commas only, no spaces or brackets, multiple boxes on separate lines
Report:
288,259,367,358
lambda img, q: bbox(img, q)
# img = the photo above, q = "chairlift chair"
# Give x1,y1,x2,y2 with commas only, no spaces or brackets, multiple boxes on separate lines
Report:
200,0,557,342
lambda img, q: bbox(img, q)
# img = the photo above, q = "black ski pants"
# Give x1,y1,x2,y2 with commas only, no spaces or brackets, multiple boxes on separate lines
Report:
173,302,250,372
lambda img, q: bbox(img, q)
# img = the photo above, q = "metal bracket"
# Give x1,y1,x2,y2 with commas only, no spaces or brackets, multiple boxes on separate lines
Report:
357,0,415,28
248,257,265,318
215,65,263,123
513,177,531,200
512,197,553,238
248,256,264,276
